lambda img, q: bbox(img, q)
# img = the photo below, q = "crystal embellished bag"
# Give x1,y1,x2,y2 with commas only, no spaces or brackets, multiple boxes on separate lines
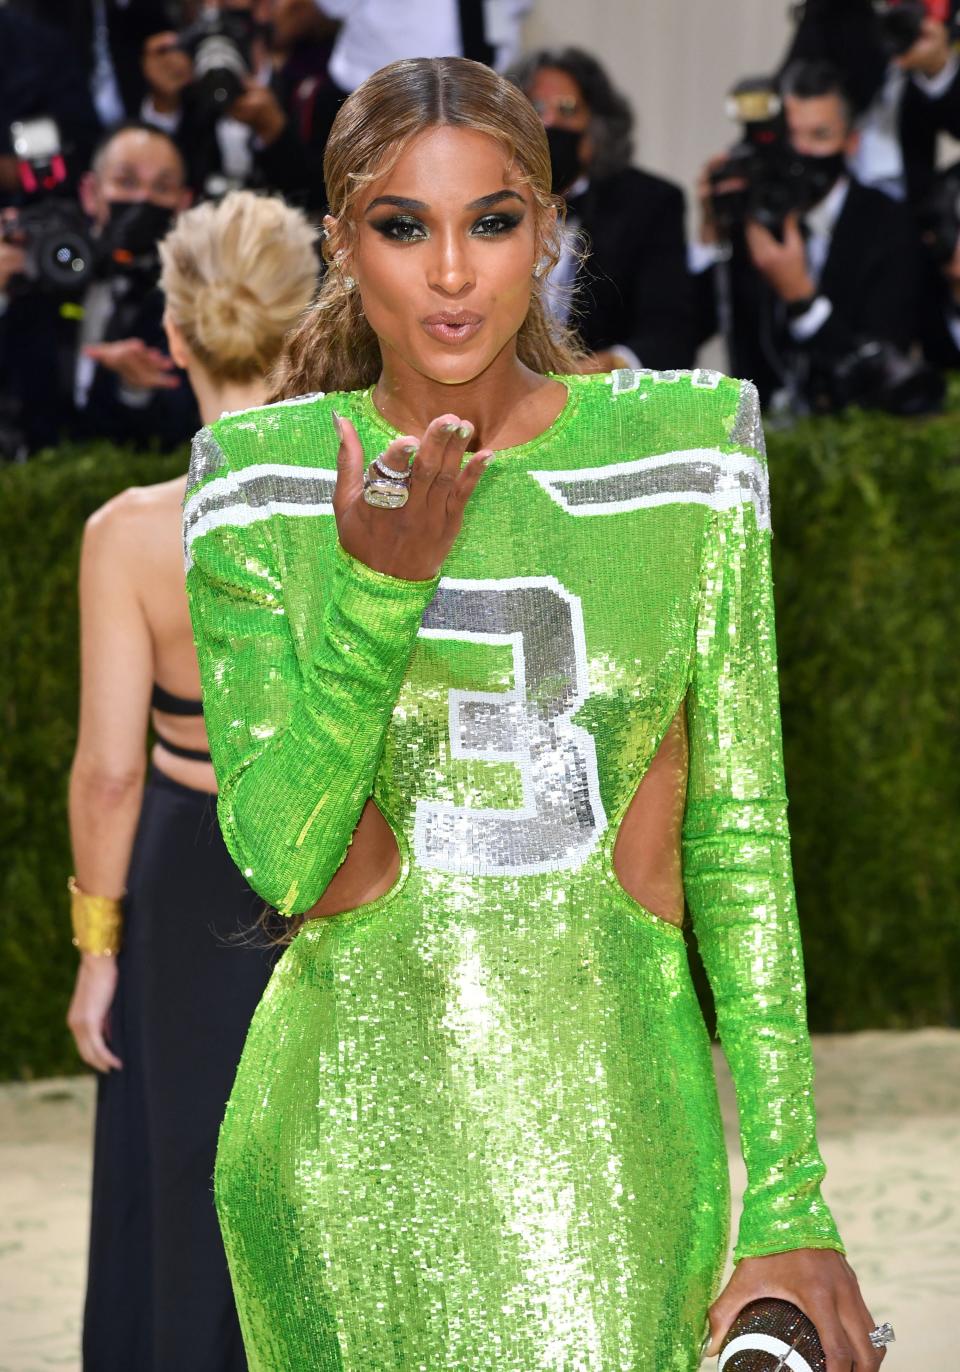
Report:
718,1298,825,1371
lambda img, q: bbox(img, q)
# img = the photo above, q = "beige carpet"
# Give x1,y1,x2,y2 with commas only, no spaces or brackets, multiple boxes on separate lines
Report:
1,1029,957,1371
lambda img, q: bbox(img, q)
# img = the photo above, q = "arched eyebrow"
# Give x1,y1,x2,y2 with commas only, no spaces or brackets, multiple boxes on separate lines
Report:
365,190,526,214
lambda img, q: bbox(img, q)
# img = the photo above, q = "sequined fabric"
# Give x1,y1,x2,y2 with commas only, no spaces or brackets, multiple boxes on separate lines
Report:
184,370,844,1372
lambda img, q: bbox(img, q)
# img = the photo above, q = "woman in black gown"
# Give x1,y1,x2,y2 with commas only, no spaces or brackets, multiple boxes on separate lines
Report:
65,190,319,1371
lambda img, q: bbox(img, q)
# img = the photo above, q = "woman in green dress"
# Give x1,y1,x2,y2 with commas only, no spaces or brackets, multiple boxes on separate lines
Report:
185,56,885,1372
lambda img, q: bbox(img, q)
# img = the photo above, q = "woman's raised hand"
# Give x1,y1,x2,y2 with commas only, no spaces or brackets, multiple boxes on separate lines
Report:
331,411,491,582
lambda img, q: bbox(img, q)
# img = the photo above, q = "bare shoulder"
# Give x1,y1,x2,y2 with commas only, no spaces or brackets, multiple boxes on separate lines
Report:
83,475,188,567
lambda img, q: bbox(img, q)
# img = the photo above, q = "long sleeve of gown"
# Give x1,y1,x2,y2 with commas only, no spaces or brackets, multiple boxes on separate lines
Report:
682,382,845,1262
184,427,439,916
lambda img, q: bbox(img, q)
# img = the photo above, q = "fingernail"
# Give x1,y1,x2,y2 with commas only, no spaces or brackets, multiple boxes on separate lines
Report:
331,408,343,439
457,423,473,440
480,453,494,468
441,420,460,434
401,442,419,456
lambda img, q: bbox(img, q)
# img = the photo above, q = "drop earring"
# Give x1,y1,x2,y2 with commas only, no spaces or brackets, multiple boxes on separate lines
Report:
333,248,356,290
533,258,549,279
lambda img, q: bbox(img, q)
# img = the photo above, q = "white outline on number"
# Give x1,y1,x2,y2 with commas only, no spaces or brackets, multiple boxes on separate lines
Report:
413,575,607,876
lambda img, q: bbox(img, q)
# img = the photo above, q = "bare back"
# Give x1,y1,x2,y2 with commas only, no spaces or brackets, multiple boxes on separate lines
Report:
138,475,219,793
83,474,218,795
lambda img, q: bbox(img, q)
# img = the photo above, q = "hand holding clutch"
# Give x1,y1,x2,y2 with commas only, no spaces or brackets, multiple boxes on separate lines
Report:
704,1249,890,1371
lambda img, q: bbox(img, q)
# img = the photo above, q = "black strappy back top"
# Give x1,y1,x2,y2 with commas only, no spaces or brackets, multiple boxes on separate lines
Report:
151,683,212,762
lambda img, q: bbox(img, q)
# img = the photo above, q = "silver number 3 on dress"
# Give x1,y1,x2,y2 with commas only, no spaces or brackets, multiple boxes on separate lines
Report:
414,576,607,875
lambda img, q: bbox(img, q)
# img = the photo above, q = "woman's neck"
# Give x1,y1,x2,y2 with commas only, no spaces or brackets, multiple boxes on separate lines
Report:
372,346,561,454
190,370,271,427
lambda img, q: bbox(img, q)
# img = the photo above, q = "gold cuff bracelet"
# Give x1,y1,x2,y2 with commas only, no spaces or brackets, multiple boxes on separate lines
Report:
68,876,124,957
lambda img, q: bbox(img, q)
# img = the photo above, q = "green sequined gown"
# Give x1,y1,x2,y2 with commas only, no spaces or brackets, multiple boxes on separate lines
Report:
184,370,844,1372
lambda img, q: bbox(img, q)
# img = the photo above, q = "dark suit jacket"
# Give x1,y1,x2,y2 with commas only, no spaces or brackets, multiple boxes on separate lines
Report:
79,283,199,450
165,59,327,213
783,0,960,205
13,0,170,124
0,7,100,179
919,260,960,370
695,178,921,404
0,280,198,455
566,167,696,370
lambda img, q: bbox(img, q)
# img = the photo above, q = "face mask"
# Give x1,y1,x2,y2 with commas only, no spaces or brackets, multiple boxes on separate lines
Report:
791,149,848,211
98,200,174,276
545,126,584,197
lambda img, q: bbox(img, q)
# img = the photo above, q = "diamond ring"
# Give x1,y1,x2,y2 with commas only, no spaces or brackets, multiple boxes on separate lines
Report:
362,453,412,509
868,1323,895,1349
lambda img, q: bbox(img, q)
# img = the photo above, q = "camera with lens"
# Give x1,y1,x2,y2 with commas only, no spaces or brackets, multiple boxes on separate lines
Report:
873,1,960,55
178,7,256,124
96,199,174,291
709,78,838,238
3,118,94,296
873,1,928,55
811,336,946,414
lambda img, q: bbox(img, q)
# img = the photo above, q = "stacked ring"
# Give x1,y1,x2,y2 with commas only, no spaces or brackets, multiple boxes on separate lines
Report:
362,453,413,509
868,1323,895,1349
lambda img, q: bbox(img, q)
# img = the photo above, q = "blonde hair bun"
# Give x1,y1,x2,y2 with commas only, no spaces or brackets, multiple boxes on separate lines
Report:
159,190,318,384
192,278,265,368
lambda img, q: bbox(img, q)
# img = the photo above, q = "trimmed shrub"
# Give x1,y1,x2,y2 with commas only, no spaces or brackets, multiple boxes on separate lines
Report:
0,444,184,1080
0,407,957,1080
766,404,960,1029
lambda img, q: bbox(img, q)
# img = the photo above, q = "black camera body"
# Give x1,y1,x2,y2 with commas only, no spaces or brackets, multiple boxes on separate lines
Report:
4,117,174,298
4,118,95,296
178,9,255,123
3,200,94,295
812,337,946,414
710,78,832,238
873,0,928,56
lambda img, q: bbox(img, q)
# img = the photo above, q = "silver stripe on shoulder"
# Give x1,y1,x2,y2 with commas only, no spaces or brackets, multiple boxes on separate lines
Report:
529,447,770,530
729,380,766,454
187,427,228,494
183,462,336,570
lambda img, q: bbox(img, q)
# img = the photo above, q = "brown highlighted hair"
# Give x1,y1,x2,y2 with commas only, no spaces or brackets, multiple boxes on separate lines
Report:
270,56,585,400
159,190,318,384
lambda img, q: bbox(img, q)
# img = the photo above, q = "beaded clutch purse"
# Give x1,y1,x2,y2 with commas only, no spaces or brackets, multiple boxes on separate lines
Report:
718,1298,825,1371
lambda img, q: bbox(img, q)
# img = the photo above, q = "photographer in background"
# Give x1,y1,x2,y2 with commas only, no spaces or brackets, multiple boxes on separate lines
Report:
0,5,100,199
0,123,197,455
784,0,960,205
694,60,924,413
11,0,172,130
508,46,695,372
140,2,333,209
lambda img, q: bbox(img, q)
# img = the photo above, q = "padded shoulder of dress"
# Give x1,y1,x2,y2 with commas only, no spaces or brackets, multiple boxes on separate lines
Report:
214,390,331,435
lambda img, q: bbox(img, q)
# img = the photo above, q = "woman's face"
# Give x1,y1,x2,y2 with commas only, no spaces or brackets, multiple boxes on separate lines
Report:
340,126,544,387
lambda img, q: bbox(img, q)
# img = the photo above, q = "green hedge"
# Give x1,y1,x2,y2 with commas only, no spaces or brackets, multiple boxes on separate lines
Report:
0,444,185,1082
1,408,957,1080
765,404,960,1030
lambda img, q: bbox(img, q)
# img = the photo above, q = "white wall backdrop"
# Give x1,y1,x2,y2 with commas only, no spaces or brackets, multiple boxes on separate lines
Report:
522,2,794,212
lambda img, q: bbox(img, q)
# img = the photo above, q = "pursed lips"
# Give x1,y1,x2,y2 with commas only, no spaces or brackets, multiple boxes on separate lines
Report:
421,311,484,343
